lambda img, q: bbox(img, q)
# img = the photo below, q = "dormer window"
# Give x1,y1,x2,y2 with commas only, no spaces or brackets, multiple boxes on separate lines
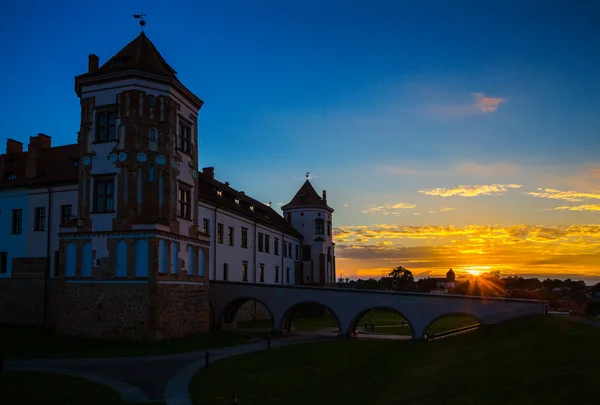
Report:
216,190,222,197
149,128,157,142
250,205,254,211
235,198,240,204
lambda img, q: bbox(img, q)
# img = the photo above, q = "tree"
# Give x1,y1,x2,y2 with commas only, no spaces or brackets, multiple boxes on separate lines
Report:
388,266,414,290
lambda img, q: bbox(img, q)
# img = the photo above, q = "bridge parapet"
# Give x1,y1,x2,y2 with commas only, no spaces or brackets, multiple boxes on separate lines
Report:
209,281,549,339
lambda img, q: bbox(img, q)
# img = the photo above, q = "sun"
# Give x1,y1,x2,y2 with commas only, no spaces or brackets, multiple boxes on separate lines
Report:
467,269,482,276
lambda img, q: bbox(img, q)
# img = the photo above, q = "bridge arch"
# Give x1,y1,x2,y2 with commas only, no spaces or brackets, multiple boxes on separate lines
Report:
279,301,342,332
421,312,484,338
217,296,275,329
349,306,415,338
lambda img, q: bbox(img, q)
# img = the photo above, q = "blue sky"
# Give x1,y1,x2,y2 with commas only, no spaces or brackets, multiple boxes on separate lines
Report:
2,0,600,281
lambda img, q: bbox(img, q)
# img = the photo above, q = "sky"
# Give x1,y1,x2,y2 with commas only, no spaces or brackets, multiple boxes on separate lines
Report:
1,0,600,283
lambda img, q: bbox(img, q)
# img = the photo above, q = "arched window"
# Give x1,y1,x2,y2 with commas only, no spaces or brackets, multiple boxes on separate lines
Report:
115,240,127,277
149,128,157,142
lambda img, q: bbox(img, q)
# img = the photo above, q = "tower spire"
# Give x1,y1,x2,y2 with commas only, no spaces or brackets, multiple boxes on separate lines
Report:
133,12,147,33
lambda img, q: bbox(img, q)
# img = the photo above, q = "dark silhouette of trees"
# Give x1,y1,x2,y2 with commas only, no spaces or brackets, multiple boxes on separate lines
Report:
388,266,414,291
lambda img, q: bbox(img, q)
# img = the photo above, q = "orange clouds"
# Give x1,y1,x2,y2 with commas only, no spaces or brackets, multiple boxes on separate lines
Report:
362,203,416,215
471,92,507,113
419,183,522,197
527,188,600,202
334,224,600,279
552,205,600,212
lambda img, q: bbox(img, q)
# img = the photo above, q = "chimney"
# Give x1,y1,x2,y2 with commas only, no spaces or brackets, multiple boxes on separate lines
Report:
88,54,99,73
224,182,230,187
6,138,23,154
322,190,327,204
202,167,214,180
25,134,52,179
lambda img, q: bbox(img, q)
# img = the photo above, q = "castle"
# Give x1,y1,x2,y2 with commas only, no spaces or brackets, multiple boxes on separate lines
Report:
0,32,336,340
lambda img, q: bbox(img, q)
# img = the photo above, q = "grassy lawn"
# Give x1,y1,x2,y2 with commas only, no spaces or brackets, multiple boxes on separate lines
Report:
0,324,257,359
190,316,600,405
238,309,479,336
0,371,127,405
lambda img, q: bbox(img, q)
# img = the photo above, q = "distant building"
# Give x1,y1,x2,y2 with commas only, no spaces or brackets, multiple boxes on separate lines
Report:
429,269,457,295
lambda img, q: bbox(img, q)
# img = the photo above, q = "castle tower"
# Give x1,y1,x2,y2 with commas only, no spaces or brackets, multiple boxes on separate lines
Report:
282,179,335,285
57,32,210,341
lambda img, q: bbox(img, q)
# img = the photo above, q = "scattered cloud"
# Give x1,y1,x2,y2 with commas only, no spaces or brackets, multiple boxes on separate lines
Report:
276,202,283,206
362,202,416,215
527,188,600,202
419,184,522,197
471,92,507,113
343,204,349,207
427,92,507,117
440,207,456,212
413,213,420,216
551,205,600,212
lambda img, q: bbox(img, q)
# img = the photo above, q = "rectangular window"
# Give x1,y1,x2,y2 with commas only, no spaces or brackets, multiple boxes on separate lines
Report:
217,223,223,243
34,207,46,231
258,232,264,251
283,241,287,258
202,218,209,234
275,266,279,283
286,267,290,283
96,111,117,142
179,122,191,153
315,220,325,235
223,263,229,281
242,261,248,281
259,263,265,282
228,227,234,246
148,164,155,182
94,177,115,213
178,186,191,219
288,242,292,258
274,238,279,255
60,205,73,224
265,235,270,253
327,221,332,236
295,244,300,260
11,209,22,234
0,252,7,274
241,227,248,248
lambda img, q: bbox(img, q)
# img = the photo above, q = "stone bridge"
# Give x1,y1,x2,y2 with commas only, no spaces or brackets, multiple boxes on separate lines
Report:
209,281,548,339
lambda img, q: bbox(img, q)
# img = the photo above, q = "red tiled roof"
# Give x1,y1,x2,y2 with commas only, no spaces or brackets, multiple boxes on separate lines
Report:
0,144,79,189
197,174,302,238
86,33,177,79
281,180,333,212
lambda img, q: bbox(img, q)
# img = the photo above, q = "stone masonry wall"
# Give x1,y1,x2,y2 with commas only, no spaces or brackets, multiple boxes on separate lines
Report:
56,283,152,340
155,283,210,340
235,299,271,323
0,257,59,327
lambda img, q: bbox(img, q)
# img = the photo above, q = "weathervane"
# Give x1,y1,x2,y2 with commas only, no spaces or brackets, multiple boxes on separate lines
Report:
306,172,310,179
133,12,147,33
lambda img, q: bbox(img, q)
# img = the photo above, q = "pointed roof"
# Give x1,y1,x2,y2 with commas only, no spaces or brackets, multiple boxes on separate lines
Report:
75,32,203,109
90,32,177,78
281,180,334,212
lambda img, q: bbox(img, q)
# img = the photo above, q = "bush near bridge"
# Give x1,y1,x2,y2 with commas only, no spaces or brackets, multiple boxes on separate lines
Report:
190,315,600,405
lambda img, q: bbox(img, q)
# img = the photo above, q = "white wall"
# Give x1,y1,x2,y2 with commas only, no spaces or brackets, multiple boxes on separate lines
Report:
198,202,301,285
0,184,78,278
285,207,335,283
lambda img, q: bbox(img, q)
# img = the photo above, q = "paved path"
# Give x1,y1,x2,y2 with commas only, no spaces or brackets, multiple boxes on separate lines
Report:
5,334,337,404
